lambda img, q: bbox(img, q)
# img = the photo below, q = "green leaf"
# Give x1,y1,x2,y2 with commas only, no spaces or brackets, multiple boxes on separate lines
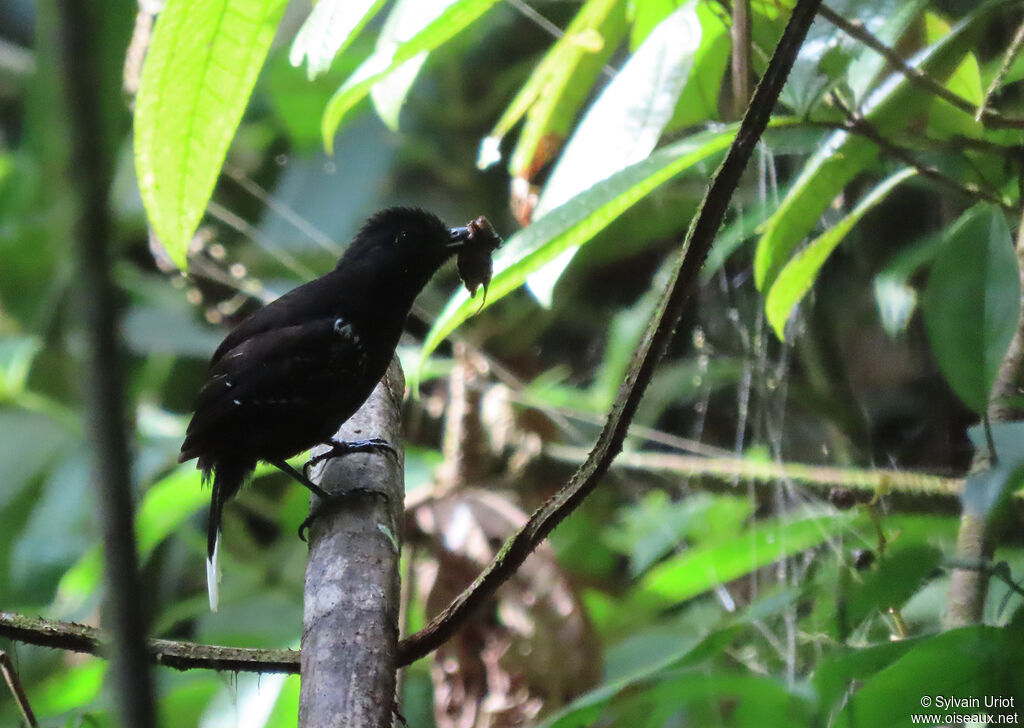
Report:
753,5,996,293
289,0,386,80
963,421,1024,516
922,203,1019,413
369,0,453,131
541,624,744,728
134,0,289,269
835,626,1024,727
418,122,780,372
872,231,945,337
846,1,927,101
764,168,916,340
814,639,923,709
924,12,986,140
843,544,943,635
640,513,848,603
480,0,627,173
321,0,500,152
525,0,727,306
0,334,41,399
30,660,106,717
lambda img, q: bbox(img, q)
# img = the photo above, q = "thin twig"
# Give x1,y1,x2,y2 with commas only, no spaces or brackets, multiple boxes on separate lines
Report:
0,651,37,727
977,18,1024,122
396,0,826,667
506,0,617,80
819,4,1024,129
545,445,963,500
831,95,1013,210
0,613,299,674
222,161,343,257
731,0,752,118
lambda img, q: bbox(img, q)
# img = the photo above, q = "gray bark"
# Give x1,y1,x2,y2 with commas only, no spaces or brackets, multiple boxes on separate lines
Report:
299,358,405,728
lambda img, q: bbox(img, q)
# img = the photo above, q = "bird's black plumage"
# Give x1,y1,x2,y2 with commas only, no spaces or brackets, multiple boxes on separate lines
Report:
179,207,474,609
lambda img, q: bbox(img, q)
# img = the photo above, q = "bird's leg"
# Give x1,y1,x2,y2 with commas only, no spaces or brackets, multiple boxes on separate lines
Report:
269,459,333,500
271,457,391,541
303,437,397,478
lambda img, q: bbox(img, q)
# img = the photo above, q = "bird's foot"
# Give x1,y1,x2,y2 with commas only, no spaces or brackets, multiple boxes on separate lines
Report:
303,437,397,478
298,487,390,541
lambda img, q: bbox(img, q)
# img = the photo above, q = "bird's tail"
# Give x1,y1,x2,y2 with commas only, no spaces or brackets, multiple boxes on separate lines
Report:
202,460,246,612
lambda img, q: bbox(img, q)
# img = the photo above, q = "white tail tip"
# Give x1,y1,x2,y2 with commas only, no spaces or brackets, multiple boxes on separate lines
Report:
206,532,222,612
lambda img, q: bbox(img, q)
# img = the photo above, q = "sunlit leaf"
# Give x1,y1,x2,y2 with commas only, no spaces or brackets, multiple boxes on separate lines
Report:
0,334,41,398
134,0,289,269
321,0,500,152
289,0,386,80
369,0,454,130
419,121,796,372
30,660,105,717
526,0,727,306
480,0,627,174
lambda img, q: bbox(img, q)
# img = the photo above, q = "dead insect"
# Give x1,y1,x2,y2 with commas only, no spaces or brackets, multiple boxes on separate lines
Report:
456,216,502,307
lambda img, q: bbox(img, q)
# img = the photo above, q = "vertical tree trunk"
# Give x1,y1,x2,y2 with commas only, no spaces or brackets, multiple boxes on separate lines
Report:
300,359,406,728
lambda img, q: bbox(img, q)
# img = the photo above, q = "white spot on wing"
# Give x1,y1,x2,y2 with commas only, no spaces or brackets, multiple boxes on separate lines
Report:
333,317,367,369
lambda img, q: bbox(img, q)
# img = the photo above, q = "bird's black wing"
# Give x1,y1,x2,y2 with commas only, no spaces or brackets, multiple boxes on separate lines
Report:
179,316,369,463
208,272,352,366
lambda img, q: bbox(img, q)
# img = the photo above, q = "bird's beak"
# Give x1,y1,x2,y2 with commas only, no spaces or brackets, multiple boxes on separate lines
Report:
447,226,471,250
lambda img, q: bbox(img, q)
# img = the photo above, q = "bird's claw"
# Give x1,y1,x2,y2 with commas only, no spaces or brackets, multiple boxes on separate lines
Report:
303,437,397,478
298,487,391,541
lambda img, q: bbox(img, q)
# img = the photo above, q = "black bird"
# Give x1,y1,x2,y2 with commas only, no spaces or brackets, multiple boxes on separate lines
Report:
179,207,482,610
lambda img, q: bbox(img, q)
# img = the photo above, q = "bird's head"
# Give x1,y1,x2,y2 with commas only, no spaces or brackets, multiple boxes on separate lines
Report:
339,207,474,278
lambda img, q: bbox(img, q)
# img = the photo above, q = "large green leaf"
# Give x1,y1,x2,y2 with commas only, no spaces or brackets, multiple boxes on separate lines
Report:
765,168,917,339
320,0,500,152
369,0,457,130
525,0,728,306
835,626,1024,727
640,512,848,603
753,3,998,294
289,0,386,81
0,335,41,399
922,204,1019,413
419,122,799,371
814,639,922,710
134,0,288,270
478,0,627,174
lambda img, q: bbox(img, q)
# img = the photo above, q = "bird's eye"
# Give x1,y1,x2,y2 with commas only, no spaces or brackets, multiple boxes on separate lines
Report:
395,230,409,246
